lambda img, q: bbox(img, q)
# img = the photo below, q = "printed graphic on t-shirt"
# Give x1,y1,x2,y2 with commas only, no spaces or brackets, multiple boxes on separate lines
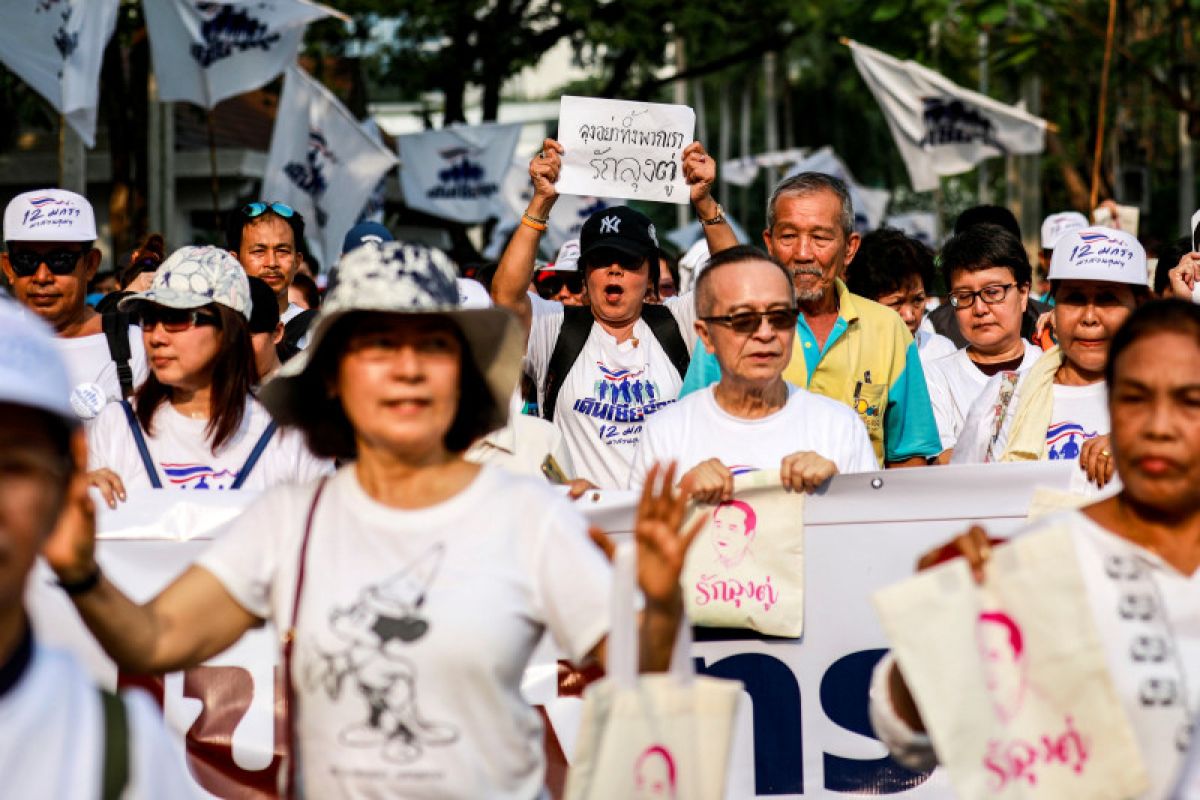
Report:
305,544,459,767
570,361,675,446
161,463,240,489
1045,421,1098,461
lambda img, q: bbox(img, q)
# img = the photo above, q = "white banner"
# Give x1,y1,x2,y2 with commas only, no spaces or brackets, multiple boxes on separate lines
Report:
144,0,343,109
848,40,1047,192
557,96,695,205
262,66,398,265
398,122,523,224
0,0,119,147
29,462,1082,798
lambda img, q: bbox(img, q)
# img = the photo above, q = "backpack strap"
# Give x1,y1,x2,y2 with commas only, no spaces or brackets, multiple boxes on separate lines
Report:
639,303,691,380
98,689,129,800
102,312,135,399
119,400,162,489
283,477,329,800
542,305,595,423
229,421,277,490
282,310,317,347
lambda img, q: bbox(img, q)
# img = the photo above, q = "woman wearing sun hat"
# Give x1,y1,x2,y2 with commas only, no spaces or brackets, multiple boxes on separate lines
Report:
951,226,1151,487
85,245,331,505
43,241,701,798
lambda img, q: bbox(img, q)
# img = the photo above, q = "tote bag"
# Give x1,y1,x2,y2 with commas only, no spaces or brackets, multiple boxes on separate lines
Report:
564,542,742,800
681,470,806,637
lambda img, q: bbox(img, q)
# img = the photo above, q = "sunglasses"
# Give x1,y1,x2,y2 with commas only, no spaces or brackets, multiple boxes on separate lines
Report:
6,247,88,277
536,273,584,298
134,307,221,333
580,252,645,272
241,201,296,219
701,308,799,335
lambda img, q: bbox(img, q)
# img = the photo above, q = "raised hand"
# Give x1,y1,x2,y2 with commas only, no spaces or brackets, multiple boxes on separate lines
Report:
42,463,99,585
635,461,705,611
529,138,564,208
682,141,717,209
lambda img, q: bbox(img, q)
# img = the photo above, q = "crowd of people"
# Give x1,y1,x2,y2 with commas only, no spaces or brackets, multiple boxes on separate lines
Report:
1,130,1198,797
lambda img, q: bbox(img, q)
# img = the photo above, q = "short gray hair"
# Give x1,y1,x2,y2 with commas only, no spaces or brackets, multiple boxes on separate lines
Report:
766,172,854,237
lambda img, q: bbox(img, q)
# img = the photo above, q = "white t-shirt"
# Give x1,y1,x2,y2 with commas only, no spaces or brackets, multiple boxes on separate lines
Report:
87,397,333,491
952,373,1109,464
925,345,1041,451
1043,382,1109,461
869,511,1200,800
628,383,879,488
525,295,696,489
55,328,148,418
915,328,957,364
465,413,576,480
0,640,196,799
198,464,611,799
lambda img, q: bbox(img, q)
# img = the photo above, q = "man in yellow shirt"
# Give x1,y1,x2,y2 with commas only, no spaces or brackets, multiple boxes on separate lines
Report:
681,173,940,466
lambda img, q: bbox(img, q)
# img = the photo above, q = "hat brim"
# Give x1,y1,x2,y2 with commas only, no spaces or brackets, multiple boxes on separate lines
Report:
118,289,226,315
578,239,657,267
258,304,525,437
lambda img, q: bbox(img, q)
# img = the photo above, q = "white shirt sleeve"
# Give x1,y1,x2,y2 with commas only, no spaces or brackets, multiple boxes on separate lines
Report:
86,402,148,487
524,300,565,397
526,491,612,664
197,484,305,621
843,413,880,473
664,292,698,355
273,427,337,483
867,652,938,772
923,357,958,452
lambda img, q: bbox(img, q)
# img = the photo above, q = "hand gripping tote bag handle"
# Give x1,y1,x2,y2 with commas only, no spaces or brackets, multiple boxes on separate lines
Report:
564,541,742,800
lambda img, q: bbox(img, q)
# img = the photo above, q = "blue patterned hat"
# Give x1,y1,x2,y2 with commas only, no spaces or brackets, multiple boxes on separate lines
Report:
259,242,523,434
119,245,251,319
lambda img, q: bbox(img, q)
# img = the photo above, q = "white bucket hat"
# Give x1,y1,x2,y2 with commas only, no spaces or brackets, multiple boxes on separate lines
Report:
3,188,97,243
1048,226,1148,287
259,242,523,435
119,245,251,319
0,297,75,424
1040,211,1089,251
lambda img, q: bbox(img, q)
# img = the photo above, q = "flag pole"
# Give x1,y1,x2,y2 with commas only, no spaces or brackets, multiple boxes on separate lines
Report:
1088,0,1118,211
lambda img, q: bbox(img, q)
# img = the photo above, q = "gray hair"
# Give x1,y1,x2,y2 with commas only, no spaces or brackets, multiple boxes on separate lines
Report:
766,172,854,237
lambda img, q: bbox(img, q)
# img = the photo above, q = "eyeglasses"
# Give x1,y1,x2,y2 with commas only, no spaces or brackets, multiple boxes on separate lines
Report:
134,307,221,332
948,283,1018,309
241,201,296,219
6,247,88,277
535,273,584,298
700,308,799,335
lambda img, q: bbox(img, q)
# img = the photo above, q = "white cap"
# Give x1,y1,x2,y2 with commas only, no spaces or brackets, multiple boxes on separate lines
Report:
3,189,97,243
550,239,580,272
120,246,251,320
0,297,75,424
1040,211,1089,251
456,277,492,309
1048,227,1148,286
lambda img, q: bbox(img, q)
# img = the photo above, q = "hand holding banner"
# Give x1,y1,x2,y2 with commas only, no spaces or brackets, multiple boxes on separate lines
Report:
556,96,695,205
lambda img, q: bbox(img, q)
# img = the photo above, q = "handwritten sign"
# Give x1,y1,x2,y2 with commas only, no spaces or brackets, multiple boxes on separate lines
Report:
873,525,1148,800
557,96,695,205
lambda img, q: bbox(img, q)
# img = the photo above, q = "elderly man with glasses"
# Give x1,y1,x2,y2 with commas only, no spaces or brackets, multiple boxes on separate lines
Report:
629,245,877,499
1,189,148,421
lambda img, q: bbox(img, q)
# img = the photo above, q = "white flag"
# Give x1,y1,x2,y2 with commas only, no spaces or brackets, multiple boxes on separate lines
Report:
849,40,1047,192
262,66,398,265
144,0,344,108
0,0,119,147
398,123,523,224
